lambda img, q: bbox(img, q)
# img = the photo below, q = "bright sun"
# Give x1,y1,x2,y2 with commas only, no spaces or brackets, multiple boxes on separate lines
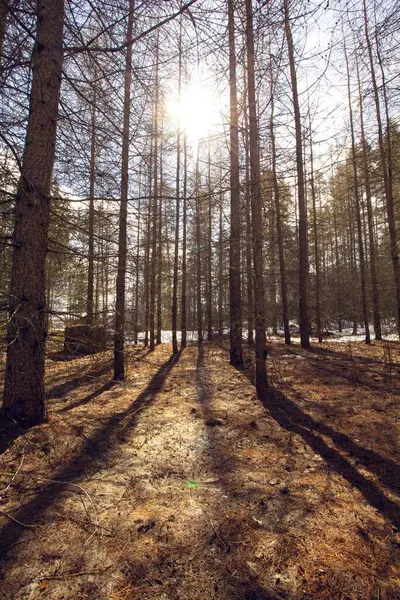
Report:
167,80,218,145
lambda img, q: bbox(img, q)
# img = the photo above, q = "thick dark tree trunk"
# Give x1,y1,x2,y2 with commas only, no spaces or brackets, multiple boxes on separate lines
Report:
2,0,65,425
245,0,267,393
228,0,242,364
114,0,134,380
284,0,310,349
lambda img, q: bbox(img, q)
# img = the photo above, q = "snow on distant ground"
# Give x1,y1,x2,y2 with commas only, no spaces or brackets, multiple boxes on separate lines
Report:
126,327,399,346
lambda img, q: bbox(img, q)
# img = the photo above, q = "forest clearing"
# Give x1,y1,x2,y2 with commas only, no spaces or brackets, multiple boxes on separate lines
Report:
0,339,399,599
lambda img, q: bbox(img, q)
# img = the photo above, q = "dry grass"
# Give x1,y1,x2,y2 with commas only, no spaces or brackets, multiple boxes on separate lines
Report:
0,340,399,599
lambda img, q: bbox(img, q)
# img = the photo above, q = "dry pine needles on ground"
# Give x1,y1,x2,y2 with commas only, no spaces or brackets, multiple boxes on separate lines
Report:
0,340,399,599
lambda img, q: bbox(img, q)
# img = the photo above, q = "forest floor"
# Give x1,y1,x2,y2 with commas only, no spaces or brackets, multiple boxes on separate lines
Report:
0,339,399,600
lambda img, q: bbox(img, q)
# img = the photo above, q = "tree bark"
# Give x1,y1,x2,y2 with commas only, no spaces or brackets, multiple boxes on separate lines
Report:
333,204,342,331
144,134,154,347
356,57,382,340
283,0,310,349
345,43,370,344
134,188,141,345
3,0,65,425
228,0,242,364
270,61,290,345
245,0,267,393
346,181,358,335
207,138,213,341
172,14,183,354
180,133,188,349
363,0,400,337
149,42,159,352
144,193,151,346
195,150,203,344
308,121,322,343
87,82,97,326
218,168,224,338
156,121,163,345
244,104,254,346
114,0,134,380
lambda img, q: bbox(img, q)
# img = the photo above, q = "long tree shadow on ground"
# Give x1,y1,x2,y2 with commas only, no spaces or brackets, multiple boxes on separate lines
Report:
0,351,181,565
260,386,400,529
308,342,399,367
0,348,152,456
226,353,400,531
47,361,113,399
57,380,116,413
47,347,151,399
280,343,400,395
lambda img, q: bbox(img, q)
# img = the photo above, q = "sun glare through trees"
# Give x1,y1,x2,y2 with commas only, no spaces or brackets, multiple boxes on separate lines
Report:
167,78,221,146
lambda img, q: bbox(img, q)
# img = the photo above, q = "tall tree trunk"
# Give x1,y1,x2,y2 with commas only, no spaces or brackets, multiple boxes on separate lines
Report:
345,44,370,344
333,205,342,331
270,61,290,345
195,150,203,344
104,234,109,328
144,136,153,347
180,133,188,349
95,235,100,319
347,185,358,335
244,111,254,345
283,0,310,349
363,0,400,337
218,167,224,338
114,0,134,380
156,121,163,345
149,42,159,352
87,82,96,326
228,0,242,364
308,121,322,343
144,195,151,346
2,0,65,425
269,189,278,335
207,138,213,341
245,0,267,393
172,13,183,354
356,58,382,340
134,190,141,345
